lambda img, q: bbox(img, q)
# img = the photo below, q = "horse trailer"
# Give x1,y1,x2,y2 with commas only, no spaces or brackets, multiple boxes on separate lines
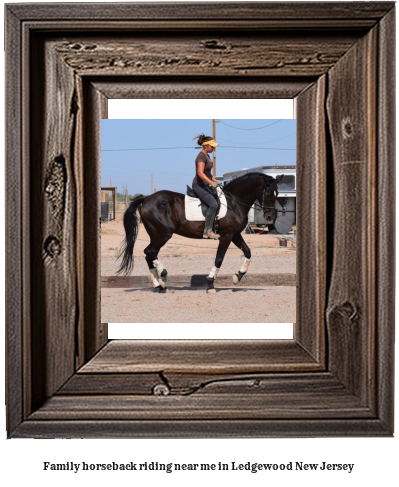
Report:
220,166,296,234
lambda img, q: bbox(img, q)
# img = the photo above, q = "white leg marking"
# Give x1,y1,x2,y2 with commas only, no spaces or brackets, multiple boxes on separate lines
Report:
153,259,166,288
233,258,251,284
153,259,165,274
240,257,251,273
208,266,219,279
149,268,161,288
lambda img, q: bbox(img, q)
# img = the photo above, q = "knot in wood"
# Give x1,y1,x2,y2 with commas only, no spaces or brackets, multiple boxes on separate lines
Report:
108,58,126,68
339,301,358,321
328,301,358,323
152,383,170,396
45,156,66,218
45,181,56,196
343,119,353,137
83,44,97,51
43,236,62,264
201,40,227,50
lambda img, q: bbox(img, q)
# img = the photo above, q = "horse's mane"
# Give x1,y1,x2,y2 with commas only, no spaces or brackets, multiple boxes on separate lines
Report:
223,172,275,191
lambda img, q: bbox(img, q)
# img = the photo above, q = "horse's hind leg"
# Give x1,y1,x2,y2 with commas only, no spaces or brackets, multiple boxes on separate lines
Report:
232,233,251,284
145,254,163,291
144,235,171,292
153,258,168,285
146,255,168,291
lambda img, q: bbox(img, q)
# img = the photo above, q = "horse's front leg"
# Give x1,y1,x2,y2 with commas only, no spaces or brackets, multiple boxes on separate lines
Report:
206,235,232,294
232,233,251,284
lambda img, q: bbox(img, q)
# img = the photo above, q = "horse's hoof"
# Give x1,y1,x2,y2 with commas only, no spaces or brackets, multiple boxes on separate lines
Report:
158,279,166,289
207,288,217,294
159,287,167,294
233,271,245,284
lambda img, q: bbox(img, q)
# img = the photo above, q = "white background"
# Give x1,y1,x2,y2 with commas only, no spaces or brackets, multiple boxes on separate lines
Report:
108,98,295,339
1,1,398,486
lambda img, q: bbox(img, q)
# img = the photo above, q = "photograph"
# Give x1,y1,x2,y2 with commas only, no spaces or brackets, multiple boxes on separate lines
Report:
3,4,396,479
100,116,297,326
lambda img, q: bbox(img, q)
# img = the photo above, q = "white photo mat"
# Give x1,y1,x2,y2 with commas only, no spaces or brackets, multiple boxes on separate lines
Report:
106,99,294,339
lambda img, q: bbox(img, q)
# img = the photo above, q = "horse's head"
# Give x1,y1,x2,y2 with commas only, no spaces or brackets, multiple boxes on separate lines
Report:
260,174,284,225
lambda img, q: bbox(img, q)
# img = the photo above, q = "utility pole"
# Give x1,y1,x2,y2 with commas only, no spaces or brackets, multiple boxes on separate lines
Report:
212,119,217,177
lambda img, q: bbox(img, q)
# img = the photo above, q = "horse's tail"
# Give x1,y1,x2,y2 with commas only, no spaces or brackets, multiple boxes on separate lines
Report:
116,194,146,275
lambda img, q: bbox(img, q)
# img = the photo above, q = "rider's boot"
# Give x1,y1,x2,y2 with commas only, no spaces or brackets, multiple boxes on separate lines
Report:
203,207,220,239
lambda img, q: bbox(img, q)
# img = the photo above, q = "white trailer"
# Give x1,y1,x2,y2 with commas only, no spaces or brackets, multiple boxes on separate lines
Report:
220,165,296,234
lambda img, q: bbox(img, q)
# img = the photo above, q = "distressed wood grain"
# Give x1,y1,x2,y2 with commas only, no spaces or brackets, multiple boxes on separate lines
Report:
14,417,391,439
375,6,395,432
58,372,162,396
61,371,346,397
91,78,311,100
79,340,320,374
295,75,326,364
7,2,394,23
326,26,377,404
27,392,372,421
5,2,395,438
5,5,24,436
30,36,79,408
81,81,108,362
54,33,360,78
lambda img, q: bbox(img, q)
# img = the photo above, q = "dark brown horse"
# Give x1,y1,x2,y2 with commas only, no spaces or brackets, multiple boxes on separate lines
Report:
117,172,283,293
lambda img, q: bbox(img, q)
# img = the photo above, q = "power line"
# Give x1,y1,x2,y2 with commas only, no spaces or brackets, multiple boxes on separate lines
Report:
101,145,294,152
217,133,296,146
221,146,295,150
266,133,296,143
220,120,242,167
101,146,195,152
218,120,282,130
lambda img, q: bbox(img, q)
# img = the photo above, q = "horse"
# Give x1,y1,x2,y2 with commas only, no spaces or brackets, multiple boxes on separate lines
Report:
117,172,283,294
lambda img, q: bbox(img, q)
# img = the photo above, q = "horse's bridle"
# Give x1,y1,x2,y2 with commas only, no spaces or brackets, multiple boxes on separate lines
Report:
224,182,279,223
260,184,278,224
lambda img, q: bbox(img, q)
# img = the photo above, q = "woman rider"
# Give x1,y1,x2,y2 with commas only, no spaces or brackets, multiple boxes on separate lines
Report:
192,134,220,239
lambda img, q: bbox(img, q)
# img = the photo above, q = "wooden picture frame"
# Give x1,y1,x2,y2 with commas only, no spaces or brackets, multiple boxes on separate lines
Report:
5,2,395,438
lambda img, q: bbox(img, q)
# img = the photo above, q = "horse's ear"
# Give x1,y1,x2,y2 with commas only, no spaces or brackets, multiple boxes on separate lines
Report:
276,174,284,184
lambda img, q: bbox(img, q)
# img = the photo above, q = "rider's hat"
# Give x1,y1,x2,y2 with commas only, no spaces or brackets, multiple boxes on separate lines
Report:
201,138,219,147
195,134,219,147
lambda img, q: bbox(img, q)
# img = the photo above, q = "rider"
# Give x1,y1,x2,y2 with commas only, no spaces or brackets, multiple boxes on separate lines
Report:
192,134,220,239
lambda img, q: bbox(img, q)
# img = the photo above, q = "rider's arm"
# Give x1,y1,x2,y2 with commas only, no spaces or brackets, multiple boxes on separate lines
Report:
197,162,214,185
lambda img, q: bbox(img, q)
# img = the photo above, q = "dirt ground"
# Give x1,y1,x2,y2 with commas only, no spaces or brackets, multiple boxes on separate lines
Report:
101,215,296,323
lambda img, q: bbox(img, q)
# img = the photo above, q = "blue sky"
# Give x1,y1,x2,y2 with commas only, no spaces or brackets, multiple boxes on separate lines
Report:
101,119,296,195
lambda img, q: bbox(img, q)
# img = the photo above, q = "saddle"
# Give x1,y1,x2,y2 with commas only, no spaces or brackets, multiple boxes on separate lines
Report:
186,185,221,218
184,185,227,222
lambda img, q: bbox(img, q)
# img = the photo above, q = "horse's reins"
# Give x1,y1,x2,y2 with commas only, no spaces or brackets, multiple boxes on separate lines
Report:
223,188,283,214
157,187,283,216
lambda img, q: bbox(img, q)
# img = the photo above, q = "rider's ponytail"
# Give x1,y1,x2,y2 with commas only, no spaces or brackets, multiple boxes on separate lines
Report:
193,133,213,146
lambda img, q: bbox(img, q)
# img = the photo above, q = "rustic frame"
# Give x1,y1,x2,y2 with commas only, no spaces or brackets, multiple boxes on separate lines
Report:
5,2,395,437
